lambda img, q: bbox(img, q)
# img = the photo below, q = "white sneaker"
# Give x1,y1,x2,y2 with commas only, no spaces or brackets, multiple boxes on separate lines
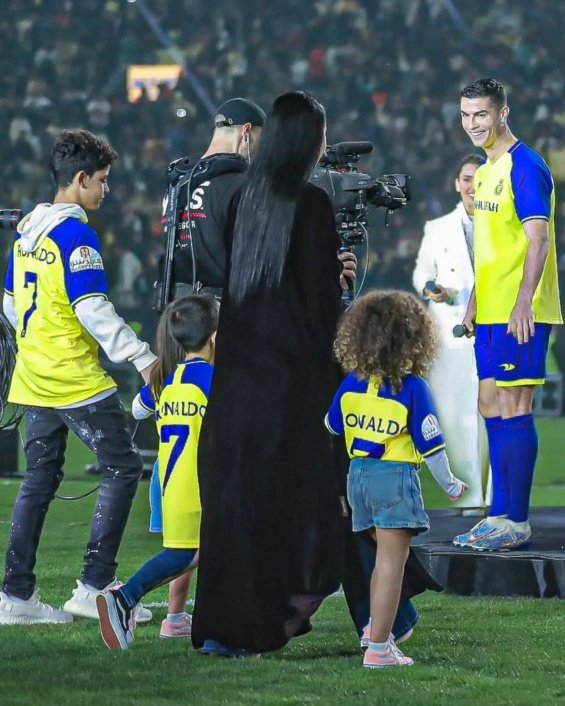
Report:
63,580,153,623
133,603,153,624
0,590,73,625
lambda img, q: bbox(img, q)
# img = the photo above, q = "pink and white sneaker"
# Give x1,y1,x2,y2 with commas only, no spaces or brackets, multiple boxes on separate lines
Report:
160,612,192,638
363,641,414,669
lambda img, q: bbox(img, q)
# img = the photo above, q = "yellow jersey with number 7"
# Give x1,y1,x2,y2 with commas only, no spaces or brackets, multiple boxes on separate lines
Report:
138,358,212,549
4,216,116,406
473,140,562,325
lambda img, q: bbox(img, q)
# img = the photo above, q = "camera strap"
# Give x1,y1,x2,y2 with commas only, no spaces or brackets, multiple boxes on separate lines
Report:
157,165,194,312
156,154,248,312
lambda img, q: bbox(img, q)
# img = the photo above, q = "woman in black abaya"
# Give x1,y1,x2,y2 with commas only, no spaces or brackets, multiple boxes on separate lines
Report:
191,92,345,654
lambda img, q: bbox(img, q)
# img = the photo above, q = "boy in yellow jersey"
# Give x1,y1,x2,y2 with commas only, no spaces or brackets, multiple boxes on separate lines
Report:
96,296,218,650
454,78,562,551
0,130,157,624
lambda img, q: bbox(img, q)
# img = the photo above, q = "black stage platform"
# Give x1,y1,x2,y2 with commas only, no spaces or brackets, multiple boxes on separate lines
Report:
413,508,565,598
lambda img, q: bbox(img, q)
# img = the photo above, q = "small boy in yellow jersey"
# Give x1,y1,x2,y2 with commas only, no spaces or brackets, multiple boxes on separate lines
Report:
97,296,218,650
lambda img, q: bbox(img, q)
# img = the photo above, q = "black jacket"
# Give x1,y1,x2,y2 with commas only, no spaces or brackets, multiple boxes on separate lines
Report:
160,153,247,289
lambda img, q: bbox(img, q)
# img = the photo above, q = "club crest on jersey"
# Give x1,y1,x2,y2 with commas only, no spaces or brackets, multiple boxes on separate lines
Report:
494,179,504,195
69,245,104,272
421,414,441,441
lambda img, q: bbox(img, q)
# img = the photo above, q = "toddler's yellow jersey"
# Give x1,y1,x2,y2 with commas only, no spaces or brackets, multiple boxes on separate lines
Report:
325,373,445,463
473,140,562,324
4,218,116,406
139,359,212,549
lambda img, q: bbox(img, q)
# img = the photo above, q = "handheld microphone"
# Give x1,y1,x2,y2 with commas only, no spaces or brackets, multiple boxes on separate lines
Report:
339,246,355,310
425,280,441,295
453,324,474,338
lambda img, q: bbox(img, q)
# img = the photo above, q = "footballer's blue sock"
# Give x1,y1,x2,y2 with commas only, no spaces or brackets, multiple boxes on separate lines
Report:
119,548,196,608
504,414,538,523
485,416,509,517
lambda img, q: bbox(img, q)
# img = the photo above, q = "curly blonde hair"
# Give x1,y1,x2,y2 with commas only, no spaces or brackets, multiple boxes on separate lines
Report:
334,290,439,390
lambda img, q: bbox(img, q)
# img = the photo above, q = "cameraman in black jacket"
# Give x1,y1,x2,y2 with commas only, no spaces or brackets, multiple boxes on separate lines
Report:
157,98,265,304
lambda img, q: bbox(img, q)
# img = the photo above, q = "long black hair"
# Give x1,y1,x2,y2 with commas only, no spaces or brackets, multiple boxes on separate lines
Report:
228,91,326,303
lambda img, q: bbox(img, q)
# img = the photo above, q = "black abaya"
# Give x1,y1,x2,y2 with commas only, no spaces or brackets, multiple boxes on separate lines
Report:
192,183,346,653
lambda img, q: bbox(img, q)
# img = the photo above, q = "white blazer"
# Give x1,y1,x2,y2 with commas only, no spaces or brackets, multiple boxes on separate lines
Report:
413,202,475,347
412,202,488,507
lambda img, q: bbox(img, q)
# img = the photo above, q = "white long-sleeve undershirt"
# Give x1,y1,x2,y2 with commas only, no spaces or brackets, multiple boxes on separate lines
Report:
426,449,466,500
74,295,157,372
2,293,17,330
131,392,154,420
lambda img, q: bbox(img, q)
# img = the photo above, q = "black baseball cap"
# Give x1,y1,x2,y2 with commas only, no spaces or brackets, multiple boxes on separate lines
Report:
213,98,266,128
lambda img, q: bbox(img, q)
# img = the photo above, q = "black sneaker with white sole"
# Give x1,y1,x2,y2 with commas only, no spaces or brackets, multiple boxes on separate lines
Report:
96,589,135,650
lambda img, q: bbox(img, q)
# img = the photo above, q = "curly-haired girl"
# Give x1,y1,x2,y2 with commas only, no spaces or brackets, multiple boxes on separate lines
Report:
325,290,467,669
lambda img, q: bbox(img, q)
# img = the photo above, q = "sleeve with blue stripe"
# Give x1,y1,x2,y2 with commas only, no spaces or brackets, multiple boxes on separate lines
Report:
407,376,446,457
510,144,553,223
60,223,109,307
139,384,156,413
131,384,156,419
325,376,351,435
3,247,14,295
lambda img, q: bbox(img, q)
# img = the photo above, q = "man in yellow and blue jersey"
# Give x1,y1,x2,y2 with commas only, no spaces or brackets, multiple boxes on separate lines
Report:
455,78,562,551
0,130,157,624
96,295,217,650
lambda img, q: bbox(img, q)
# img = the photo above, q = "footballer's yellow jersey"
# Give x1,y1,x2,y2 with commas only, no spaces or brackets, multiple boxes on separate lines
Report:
325,373,445,464
473,140,562,325
138,358,212,549
4,217,116,406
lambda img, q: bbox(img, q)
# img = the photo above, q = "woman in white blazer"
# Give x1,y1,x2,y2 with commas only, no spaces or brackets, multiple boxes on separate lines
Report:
413,154,489,511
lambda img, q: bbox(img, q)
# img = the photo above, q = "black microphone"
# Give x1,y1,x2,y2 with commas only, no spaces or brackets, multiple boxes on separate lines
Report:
453,324,474,338
425,280,441,295
339,246,355,310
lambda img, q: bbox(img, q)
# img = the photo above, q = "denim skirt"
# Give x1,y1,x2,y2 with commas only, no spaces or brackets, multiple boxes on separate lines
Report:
347,457,430,534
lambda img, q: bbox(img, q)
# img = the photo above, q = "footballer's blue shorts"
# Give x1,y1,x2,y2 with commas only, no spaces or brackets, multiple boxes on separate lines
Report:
474,323,551,387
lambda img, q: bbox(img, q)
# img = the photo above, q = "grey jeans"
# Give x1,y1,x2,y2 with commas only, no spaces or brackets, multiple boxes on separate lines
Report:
3,393,143,599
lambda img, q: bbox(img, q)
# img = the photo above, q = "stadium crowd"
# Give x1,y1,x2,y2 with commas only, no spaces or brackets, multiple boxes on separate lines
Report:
1,0,564,303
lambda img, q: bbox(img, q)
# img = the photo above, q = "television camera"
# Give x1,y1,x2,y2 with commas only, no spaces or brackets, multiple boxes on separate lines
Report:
310,142,410,305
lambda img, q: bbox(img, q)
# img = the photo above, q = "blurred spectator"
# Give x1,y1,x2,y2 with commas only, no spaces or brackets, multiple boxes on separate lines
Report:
0,0,563,303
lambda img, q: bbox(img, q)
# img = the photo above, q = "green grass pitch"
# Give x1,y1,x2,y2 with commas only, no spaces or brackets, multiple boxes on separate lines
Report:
0,418,564,705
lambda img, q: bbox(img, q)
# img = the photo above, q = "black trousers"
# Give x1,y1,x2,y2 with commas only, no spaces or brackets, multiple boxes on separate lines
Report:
2,393,143,599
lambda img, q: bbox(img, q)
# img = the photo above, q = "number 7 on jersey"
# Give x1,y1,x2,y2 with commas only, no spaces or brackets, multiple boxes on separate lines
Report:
21,271,38,338
160,424,190,493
